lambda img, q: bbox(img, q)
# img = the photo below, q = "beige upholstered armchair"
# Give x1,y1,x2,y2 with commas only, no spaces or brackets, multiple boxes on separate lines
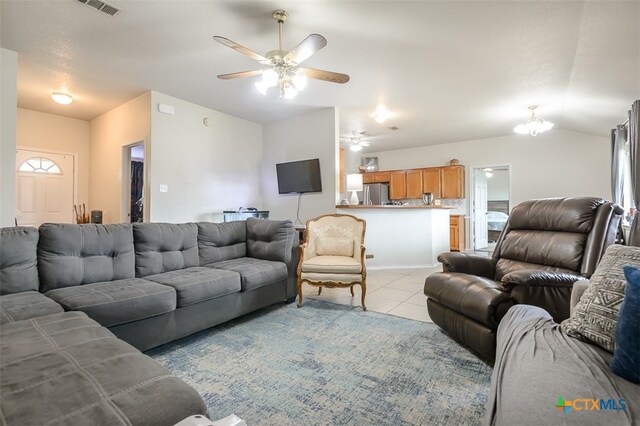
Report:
297,214,367,310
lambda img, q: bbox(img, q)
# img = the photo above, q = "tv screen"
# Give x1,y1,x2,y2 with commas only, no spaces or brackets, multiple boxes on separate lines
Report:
276,158,322,194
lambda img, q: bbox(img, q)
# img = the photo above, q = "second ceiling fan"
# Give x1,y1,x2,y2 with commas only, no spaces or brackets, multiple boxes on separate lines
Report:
214,10,350,99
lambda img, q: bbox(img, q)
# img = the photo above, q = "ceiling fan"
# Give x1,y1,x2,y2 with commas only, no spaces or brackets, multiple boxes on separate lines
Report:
341,136,371,152
213,10,350,99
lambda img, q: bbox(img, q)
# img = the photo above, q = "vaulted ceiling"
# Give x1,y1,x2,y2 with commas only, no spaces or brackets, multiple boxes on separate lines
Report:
1,0,638,152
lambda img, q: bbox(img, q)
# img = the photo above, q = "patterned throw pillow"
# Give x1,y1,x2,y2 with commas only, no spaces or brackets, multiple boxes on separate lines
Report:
561,244,640,352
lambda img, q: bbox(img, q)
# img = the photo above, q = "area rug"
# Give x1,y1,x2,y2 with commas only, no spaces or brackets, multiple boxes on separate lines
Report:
148,299,492,425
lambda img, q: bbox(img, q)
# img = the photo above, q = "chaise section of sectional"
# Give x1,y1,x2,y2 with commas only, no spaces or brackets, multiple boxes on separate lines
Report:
0,311,207,425
0,226,64,324
37,223,178,328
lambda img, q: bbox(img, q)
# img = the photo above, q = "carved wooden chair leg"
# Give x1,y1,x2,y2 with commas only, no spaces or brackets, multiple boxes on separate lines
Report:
297,278,303,308
360,281,367,311
317,287,322,295
350,285,354,297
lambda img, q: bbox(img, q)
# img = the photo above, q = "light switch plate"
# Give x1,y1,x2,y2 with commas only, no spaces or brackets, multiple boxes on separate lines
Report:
159,184,168,193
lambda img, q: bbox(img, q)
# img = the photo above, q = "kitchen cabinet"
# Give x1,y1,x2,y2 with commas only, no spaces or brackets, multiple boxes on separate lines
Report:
450,215,465,251
389,172,406,199
405,170,423,199
441,166,464,199
362,172,391,184
422,168,441,198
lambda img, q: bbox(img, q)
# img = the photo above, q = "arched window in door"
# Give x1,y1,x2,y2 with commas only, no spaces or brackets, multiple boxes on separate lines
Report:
18,157,62,174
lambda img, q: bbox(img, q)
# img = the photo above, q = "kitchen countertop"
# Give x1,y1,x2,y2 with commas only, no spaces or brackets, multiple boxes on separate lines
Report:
336,205,455,209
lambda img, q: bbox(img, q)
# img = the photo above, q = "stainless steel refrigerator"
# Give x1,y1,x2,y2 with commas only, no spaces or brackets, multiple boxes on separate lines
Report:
363,183,390,205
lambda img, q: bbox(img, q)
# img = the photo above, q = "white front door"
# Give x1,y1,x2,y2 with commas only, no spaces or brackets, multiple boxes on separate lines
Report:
474,169,489,249
16,150,75,227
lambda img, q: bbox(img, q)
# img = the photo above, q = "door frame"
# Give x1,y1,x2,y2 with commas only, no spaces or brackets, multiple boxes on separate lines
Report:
469,163,511,250
16,145,78,207
121,140,148,223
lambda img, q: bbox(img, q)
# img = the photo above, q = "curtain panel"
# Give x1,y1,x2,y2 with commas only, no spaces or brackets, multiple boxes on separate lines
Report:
628,100,640,246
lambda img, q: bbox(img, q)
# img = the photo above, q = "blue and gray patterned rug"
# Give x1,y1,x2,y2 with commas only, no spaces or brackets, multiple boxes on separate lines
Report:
148,299,492,425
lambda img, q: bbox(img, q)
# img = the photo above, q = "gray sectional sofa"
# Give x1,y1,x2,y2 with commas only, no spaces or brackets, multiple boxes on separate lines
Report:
0,218,298,425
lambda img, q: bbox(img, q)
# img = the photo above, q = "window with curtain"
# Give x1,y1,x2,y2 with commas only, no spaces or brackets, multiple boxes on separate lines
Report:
620,126,635,224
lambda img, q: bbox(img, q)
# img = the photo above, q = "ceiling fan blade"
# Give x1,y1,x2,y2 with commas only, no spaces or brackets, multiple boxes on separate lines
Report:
213,36,266,62
300,68,350,84
217,70,263,80
361,141,371,146
284,34,327,65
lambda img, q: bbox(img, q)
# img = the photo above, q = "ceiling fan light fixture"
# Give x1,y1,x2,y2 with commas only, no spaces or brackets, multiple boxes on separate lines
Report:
255,81,268,95
283,83,298,99
514,105,554,136
349,143,363,152
292,70,307,90
262,69,279,87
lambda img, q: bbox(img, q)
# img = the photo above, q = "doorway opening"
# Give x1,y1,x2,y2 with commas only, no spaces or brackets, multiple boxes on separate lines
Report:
122,143,145,223
15,148,76,227
471,165,510,253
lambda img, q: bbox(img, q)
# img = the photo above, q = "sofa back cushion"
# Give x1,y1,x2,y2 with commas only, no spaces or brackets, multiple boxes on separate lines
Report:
38,223,135,292
493,197,604,281
197,221,246,265
246,218,294,264
134,223,198,277
1,227,39,295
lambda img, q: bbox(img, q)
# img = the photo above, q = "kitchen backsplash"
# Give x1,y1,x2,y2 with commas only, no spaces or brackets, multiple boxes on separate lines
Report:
400,198,467,216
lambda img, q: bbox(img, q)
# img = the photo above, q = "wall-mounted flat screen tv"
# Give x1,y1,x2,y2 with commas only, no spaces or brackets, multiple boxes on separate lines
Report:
276,158,322,194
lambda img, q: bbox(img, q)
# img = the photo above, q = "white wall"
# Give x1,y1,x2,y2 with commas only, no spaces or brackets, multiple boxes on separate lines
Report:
487,169,509,201
367,129,610,212
262,108,339,223
0,48,18,227
89,92,151,224
17,108,90,208
149,91,263,223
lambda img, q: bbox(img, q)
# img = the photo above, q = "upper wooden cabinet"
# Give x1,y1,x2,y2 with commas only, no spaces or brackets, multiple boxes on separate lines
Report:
441,166,464,199
390,172,406,199
405,170,423,199
361,164,465,200
422,168,441,198
362,172,391,184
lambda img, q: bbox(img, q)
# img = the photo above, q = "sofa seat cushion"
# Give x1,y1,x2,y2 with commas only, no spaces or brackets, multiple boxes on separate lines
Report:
0,311,207,426
0,291,64,325
424,272,514,328
45,278,176,327
301,255,362,274
485,305,639,425
207,257,287,291
144,266,241,307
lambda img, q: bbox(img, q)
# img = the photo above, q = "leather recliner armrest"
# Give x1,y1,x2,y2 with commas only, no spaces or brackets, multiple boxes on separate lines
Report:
437,252,497,278
501,270,587,289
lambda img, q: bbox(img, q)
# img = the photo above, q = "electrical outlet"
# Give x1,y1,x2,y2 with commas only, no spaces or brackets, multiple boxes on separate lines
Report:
365,254,374,259
159,184,168,193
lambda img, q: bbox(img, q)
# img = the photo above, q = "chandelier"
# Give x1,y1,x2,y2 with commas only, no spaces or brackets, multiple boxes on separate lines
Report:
513,105,554,136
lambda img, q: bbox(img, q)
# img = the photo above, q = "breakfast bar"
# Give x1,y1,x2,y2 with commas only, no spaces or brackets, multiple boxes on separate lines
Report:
335,205,454,269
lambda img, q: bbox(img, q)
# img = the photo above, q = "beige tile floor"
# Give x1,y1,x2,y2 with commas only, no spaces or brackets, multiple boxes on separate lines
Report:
300,267,441,322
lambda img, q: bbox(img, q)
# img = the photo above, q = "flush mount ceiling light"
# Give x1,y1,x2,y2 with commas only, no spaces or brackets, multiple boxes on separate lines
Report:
514,105,554,136
213,10,350,99
372,104,392,123
51,92,73,105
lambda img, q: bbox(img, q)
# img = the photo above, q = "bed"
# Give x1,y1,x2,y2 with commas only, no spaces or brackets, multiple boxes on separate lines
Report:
487,200,509,242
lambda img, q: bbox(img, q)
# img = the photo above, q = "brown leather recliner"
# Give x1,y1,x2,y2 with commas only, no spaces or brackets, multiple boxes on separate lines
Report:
424,197,623,363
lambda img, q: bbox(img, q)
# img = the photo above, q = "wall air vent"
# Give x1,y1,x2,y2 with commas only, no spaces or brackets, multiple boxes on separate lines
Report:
76,0,119,16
